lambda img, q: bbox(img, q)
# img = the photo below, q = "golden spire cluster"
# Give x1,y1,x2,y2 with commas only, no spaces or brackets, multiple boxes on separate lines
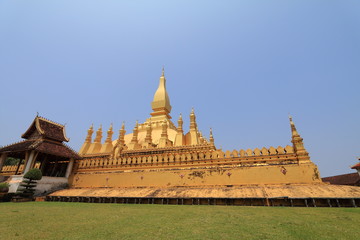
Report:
80,68,217,156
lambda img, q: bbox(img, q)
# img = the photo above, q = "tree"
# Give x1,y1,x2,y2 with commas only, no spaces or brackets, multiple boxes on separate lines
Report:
17,168,42,199
4,157,22,166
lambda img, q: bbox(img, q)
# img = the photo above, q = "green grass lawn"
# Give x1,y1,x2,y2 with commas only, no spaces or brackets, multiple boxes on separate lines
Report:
0,202,359,240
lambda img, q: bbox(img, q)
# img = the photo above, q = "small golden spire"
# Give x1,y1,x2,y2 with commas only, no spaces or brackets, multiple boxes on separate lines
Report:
117,121,126,146
161,120,168,138
158,119,171,147
188,108,199,145
119,122,125,136
94,125,103,143
85,124,94,143
131,121,139,143
105,124,114,143
209,128,214,145
145,121,152,145
190,108,197,130
177,113,183,133
289,115,299,137
199,131,205,144
288,116,308,157
162,66,165,77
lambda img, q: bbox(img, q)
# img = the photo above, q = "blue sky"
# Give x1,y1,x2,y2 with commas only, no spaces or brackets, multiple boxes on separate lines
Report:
0,1,359,177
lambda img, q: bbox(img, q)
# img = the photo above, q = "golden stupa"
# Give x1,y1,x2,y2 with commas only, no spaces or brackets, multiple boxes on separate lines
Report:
72,68,320,187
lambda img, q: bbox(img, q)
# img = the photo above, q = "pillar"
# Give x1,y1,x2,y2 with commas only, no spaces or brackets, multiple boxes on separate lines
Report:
0,153,8,173
40,155,48,174
23,150,36,174
65,158,74,178
30,152,39,169
21,151,30,174
14,158,23,175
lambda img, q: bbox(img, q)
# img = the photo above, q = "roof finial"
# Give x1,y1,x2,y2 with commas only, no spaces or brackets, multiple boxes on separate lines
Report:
162,66,165,77
289,115,298,136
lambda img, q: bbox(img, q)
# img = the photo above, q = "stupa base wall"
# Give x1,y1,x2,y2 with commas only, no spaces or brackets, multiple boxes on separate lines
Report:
69,162,321,188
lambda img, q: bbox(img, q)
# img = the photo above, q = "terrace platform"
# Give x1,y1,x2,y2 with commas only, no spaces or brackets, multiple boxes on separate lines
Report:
47,184,360,207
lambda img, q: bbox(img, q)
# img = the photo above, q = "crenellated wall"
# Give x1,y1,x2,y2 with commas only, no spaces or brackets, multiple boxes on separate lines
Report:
74,145,299,171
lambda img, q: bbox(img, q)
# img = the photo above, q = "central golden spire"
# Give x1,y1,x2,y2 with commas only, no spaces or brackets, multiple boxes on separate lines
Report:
151,67,172,119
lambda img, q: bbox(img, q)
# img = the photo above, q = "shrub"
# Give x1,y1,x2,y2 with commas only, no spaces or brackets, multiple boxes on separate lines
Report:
0,182,10,195
24,168,42,180
17,169,43,199
0,182,10,189
4,157,22,166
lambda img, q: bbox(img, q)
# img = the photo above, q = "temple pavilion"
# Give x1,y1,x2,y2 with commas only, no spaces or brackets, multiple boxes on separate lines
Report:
0,116,80,193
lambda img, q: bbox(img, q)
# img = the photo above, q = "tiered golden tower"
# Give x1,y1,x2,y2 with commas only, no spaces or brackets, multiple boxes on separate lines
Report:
79,68,213,156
